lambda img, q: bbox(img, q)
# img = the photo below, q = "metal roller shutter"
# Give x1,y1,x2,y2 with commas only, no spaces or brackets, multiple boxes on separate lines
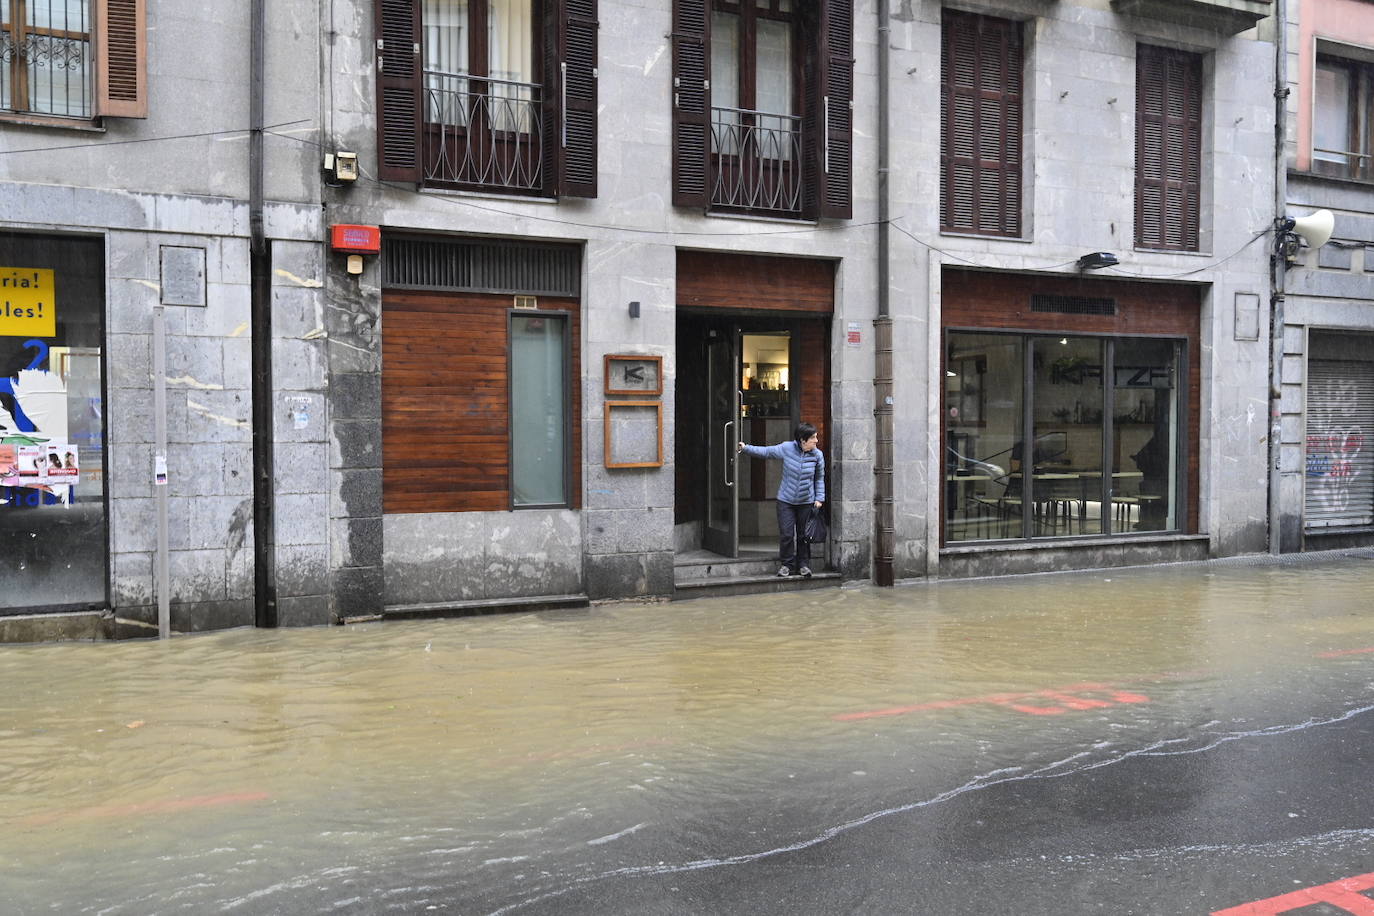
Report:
1305,360,1374,528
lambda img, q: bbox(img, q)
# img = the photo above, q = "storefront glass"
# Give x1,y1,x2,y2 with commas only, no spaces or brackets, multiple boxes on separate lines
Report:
0,233,107,613
945,331,1181,542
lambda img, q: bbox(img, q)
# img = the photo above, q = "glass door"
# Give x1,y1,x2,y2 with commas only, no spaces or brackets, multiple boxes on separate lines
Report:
703,325,741,556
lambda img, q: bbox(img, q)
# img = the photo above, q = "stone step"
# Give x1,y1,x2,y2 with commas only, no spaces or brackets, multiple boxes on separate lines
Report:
673,570,841,601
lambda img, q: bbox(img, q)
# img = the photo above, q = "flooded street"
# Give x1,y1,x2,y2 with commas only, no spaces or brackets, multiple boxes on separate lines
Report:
5,551,1374,914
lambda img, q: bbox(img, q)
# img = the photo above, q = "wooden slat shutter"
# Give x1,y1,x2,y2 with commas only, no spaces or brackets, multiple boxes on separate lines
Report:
95,0,146,118
375,0,422,183
939,10,1021,237
543,0,599,198
1135,45,1201,251
807,0,853,220
672,0,710,209
803,0,851,220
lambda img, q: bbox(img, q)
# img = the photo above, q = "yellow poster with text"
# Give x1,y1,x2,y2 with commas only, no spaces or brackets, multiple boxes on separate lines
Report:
0,268,56,337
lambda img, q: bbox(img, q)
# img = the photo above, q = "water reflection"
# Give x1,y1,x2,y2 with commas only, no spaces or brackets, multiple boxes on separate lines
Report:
4,554,1374,912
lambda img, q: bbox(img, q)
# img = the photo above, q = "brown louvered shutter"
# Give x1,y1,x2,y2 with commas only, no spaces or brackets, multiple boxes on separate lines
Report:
672,0,710,209
95,0,146,118
375,0,422,183
803,0,853,220
939,10,1021,237
1135,45,1201,251
543,0,599,198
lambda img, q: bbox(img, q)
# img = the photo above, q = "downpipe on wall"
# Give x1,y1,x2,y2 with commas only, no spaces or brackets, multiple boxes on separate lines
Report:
873,0,894,586
250,0,278,626
1267,0,1289,556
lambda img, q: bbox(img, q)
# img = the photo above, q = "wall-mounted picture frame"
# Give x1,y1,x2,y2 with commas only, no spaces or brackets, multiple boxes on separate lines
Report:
604,354,663,396
604,400,664,469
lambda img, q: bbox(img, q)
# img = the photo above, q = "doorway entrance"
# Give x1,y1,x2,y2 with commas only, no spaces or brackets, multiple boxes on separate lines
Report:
675,311,830,564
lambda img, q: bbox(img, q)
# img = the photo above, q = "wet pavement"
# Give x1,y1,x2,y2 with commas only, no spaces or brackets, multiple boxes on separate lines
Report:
4,550,1374,914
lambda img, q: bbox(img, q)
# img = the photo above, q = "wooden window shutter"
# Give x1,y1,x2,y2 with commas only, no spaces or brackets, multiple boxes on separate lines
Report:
542,0,599,198
375,0,422,183
672,0,710,209
1135,45,1201,251
95,0,146,118
806,0,853,220
939,10,1022,237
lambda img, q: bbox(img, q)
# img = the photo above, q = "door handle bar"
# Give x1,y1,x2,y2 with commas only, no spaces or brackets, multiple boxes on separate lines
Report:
723,420,735,488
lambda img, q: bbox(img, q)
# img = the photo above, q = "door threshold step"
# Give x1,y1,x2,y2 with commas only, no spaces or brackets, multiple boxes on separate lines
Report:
673,571,841,600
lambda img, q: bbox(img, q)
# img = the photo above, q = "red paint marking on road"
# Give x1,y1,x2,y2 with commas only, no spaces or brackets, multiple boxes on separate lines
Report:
834,682,1151,722
19,791,271,828
1316,647,1374,659
1211,871,1374,915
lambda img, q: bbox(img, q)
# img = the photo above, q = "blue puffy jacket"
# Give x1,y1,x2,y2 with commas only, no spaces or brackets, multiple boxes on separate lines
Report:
740,440,826,505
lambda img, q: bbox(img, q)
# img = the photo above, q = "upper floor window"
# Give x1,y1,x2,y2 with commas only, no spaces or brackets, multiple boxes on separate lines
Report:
939,9,1023,238
1135,44,1202,252
1313,54,1374,182
672,0,852,219
375,0,598,198
0,0,145,122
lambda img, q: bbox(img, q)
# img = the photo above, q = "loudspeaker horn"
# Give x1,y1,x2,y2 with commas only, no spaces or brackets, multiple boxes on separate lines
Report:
1288,209,1335,249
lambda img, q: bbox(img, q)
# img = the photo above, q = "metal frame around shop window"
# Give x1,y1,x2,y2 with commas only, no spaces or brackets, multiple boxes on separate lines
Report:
506,308,574,510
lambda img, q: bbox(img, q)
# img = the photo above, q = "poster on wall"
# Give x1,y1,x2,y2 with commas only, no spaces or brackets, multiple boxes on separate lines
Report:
0,441,79,488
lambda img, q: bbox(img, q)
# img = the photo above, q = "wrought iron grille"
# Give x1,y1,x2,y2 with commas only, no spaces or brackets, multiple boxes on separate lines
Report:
1030,294,1118,317
422,70,543,192
384,236,580,297
1,0,92,118
710,106,802,215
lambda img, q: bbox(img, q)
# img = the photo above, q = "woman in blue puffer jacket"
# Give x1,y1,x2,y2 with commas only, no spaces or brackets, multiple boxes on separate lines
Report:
738,421,826,578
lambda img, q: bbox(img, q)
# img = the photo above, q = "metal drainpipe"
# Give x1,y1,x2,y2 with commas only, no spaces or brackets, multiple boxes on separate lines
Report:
250,0,277,626
1267,0,1289,556
873,0,895,586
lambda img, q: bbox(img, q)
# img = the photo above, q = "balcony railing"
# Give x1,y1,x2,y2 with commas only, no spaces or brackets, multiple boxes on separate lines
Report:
422,71,543,192
1312,147,1374,183
711,106,802,216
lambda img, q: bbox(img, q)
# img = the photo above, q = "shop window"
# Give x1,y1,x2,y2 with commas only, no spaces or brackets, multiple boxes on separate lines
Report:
944,331,1182,542
1,233,107,614
1135,44,1202,251
1313,54,1374,182
940,9,1022,238
0,0,146,122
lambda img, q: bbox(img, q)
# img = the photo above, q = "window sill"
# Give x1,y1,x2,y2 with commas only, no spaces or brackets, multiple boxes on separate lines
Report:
0,111,104,132
1131,246,1212,258
704,209,817,226
939,230,1031,244
1288,168,1374,191
419,185,559,205
941,532,1207,555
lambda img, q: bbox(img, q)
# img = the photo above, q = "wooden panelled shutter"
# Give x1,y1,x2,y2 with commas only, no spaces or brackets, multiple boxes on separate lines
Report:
375,0,422,183
1135,45,1201,251
95,0,146,118
803,0,854,220
939,10,1022,237
542,0,599,198
672,0,710,208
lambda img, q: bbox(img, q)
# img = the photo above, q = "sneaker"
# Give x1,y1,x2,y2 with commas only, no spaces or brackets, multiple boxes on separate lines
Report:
799,566,812,578
776,566,790,578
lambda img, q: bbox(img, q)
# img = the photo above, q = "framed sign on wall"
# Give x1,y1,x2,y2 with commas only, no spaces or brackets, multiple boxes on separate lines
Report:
604,400,664,469
604,354,663,396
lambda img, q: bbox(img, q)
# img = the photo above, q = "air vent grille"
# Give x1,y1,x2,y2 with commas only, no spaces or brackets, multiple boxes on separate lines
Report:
1030,294,1117,316
383,236,580,296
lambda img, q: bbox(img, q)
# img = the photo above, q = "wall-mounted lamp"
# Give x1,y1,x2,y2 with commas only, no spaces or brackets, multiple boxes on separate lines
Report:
628,300,641,318
1076,251,1119,271
1275,209,1335,264
329,224,381,276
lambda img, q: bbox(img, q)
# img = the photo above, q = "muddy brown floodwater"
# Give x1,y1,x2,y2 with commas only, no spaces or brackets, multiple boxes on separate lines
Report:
4,551,1374,913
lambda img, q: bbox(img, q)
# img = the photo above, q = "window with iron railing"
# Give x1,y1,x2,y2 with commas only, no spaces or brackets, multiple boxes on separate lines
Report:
376,0,597,198
1314,54,1374,183
0,0,145,122
671,0,852,220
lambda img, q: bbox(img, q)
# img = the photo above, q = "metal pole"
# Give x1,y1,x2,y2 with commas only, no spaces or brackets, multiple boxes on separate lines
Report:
873,0,895,586
153,305,170,638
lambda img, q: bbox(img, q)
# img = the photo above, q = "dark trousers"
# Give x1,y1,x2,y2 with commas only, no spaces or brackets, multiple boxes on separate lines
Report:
777,502,814,569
